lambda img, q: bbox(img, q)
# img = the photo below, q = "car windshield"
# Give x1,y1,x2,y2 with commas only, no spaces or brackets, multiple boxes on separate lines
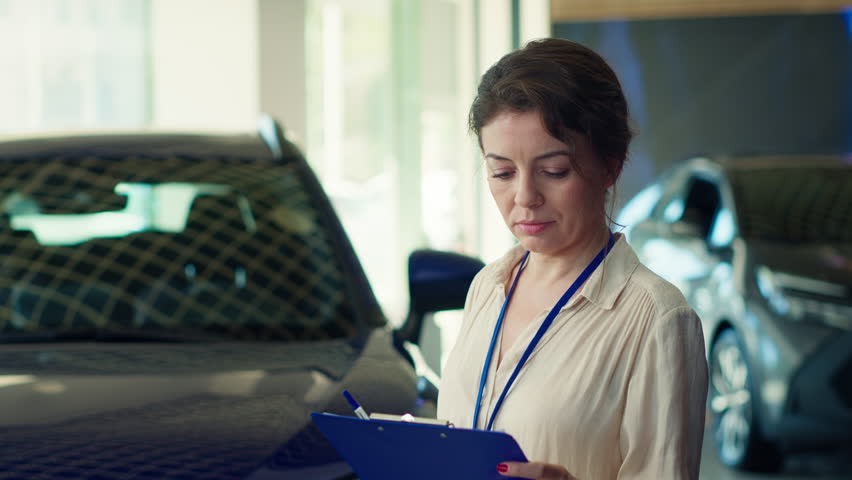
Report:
728,165,852,244
0,153,360,341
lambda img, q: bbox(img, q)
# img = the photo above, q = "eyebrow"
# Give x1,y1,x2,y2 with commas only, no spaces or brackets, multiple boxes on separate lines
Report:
484,150,573,162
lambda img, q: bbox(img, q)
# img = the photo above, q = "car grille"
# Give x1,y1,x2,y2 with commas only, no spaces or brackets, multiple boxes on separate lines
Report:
0,393,311,480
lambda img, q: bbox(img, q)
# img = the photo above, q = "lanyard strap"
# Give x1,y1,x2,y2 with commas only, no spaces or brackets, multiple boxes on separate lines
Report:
472,233,615,430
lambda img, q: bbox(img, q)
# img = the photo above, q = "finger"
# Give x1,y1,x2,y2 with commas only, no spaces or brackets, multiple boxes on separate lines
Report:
497,461,575,480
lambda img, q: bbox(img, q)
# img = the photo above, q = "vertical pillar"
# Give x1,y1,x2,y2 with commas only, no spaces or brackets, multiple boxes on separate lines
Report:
520,0,552,44
258,0,307,149
475,0,514,261
391,0,424,280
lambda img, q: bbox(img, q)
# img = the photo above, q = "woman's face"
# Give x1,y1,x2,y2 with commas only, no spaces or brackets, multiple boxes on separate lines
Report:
481,110,611,256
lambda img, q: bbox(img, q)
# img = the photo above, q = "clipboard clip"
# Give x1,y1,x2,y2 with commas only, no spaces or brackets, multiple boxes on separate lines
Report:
369,412,454,427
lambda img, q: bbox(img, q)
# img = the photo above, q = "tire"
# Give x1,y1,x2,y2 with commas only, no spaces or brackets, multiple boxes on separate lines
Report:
708,328,783,472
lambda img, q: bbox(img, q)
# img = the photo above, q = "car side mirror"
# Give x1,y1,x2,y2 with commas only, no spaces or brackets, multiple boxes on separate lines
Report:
394,249,484,345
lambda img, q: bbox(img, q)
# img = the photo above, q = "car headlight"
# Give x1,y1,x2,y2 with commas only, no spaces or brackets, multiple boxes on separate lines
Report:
756,266,791,315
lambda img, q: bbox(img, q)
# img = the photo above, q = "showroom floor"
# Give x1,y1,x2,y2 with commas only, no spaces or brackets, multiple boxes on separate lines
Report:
699,429,852,479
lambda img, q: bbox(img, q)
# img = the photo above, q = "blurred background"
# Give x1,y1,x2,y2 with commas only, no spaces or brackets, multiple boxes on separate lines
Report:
0,1,850,477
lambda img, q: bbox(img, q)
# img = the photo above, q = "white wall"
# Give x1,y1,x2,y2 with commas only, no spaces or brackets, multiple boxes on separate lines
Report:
150,0,259,131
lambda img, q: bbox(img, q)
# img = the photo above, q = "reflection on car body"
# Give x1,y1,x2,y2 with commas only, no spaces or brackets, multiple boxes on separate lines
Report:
0,117,483,479
618,154,852,472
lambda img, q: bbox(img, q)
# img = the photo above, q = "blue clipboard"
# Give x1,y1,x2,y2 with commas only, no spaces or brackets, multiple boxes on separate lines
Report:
311,412,528,480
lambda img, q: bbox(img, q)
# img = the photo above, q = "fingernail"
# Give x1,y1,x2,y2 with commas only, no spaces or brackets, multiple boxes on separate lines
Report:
497,463,508,473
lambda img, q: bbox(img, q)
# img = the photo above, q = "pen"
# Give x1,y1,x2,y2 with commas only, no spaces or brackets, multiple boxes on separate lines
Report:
342,390,370,420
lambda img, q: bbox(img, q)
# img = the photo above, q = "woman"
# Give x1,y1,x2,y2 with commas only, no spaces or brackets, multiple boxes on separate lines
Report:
437,38,709,479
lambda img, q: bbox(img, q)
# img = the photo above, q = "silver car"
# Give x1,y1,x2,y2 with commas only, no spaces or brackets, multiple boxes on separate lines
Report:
618,154,852,471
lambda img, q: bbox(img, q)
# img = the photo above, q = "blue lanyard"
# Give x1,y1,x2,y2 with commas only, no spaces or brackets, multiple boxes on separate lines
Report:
472,233,616,430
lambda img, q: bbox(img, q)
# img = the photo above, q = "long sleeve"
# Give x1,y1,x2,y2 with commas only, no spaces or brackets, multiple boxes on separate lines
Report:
618,306,709,479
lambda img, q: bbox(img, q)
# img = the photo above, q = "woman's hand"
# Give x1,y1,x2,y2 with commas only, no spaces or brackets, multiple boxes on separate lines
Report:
497,461,577,479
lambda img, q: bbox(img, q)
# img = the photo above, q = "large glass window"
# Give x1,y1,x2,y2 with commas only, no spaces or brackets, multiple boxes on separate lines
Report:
305,0,479,329
0,0,150,133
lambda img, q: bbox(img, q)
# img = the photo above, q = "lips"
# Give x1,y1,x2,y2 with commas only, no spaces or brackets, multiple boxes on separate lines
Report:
514,221,553,235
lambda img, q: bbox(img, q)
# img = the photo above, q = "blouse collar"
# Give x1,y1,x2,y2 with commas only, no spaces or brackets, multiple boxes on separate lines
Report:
485,233,640,311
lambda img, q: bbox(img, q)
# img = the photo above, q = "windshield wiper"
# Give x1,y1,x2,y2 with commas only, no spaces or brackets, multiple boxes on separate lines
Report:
0,327,223,344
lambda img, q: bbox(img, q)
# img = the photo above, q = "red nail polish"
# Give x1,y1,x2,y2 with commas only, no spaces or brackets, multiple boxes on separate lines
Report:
497,463,508,473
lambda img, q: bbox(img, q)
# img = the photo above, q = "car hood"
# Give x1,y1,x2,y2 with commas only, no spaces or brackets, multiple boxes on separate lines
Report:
0,328,419,480
749,242,852,294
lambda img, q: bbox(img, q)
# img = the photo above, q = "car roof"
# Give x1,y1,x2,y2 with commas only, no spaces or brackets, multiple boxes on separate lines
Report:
0,132,275,161
0,117,301,162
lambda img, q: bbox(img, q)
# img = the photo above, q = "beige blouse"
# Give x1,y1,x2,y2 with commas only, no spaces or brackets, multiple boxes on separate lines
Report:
437,235,708,479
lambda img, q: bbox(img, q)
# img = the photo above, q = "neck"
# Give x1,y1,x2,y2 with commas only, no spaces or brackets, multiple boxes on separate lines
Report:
523,227,612,284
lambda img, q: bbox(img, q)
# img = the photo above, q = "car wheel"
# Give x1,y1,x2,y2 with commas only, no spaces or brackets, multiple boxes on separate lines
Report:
709,329,782,472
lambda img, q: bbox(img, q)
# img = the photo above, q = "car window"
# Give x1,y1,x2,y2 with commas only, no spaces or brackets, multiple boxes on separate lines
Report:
657,175,722,238
679,177,722,238
647,165,692,222
0,154,361,341
728,167,852,243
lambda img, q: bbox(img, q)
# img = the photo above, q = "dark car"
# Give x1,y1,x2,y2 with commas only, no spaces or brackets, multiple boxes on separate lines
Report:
617,154,852,471
0,117,484,479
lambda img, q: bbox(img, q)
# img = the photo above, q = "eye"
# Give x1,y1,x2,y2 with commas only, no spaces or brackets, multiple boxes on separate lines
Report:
543,169,569,178
491,170,513,179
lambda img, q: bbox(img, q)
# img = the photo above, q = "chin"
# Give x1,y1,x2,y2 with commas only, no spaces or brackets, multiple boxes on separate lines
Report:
516,236,559,255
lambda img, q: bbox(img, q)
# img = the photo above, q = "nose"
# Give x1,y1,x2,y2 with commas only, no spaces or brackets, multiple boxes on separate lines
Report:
515,173,543,208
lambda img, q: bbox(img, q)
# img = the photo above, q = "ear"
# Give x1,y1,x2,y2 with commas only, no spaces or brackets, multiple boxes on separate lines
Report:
603,156,623,189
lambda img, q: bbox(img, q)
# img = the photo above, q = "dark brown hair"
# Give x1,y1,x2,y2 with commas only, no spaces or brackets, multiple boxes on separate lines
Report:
469,38,633,181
